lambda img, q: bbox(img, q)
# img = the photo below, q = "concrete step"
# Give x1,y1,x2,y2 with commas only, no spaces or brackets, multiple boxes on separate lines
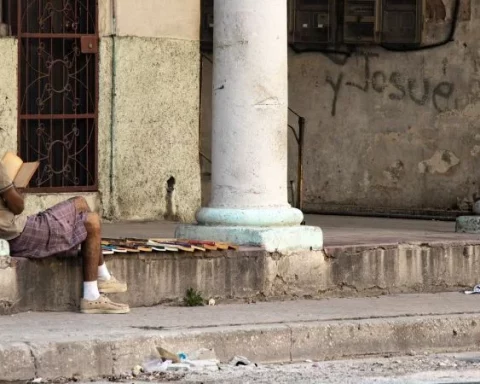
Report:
2,239,480,314
2,292,480,381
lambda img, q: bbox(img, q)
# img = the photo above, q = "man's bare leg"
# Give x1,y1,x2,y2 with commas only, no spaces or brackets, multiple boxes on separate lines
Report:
82,212,101,282
80,211,129,313
74,197,129,313
74,196,114,274
75,197,127,299
73,196,91,214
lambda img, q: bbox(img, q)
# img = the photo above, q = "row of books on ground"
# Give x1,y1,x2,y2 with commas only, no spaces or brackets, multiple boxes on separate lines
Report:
101,238,239,255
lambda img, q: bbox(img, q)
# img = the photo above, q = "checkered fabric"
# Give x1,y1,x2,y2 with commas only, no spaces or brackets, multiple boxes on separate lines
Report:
9,199,87,258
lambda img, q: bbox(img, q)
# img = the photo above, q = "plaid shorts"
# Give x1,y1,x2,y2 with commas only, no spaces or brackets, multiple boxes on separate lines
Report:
9,199,88,258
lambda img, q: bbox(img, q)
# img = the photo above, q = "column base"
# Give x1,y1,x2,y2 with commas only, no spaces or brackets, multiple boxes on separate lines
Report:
175,224,323,252
196,207,305,227
456,216,480,233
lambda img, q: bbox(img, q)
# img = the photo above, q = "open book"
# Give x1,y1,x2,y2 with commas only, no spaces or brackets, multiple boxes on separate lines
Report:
1,152,39,188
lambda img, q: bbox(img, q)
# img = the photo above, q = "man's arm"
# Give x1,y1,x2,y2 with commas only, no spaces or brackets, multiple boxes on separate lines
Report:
2,187,24,215
0,162,24,215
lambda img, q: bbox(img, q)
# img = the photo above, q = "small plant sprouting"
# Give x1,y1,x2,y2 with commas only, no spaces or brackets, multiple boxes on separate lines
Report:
184,288,205,307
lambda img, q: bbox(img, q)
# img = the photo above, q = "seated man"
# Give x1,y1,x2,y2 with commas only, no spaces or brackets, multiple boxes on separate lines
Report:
0,162,129,314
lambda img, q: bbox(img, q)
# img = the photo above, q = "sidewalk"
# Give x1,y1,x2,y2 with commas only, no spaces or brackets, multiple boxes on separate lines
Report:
102,214,477,247
2,292,480,381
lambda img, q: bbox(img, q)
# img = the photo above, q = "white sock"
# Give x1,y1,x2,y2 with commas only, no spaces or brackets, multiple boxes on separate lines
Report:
98,263,111,280
83,281,100,301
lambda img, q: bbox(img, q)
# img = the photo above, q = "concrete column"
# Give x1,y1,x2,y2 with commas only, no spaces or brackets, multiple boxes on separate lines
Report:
176,0,323,251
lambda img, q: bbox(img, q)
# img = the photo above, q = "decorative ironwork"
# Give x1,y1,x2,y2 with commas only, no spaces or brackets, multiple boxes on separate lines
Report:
18,0,98,191
21,0,96,34
20,120,95,188
20,38,94,115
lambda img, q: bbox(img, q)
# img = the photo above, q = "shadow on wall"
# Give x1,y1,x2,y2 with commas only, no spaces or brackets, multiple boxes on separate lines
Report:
165,176,179,221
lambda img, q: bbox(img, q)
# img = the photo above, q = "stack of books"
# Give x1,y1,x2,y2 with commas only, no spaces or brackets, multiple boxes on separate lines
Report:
101,238,239,255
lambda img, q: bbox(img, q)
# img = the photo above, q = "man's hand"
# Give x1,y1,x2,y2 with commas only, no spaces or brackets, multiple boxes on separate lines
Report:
2,186,24,215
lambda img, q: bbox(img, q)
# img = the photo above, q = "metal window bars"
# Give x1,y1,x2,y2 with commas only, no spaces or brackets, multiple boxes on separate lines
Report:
3,0,98,192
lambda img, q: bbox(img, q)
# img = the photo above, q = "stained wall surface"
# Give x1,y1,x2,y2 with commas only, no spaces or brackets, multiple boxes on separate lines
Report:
200,0,480,216
0,0,202,221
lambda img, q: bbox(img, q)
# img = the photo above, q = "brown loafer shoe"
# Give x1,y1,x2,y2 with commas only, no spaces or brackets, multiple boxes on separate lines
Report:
80,295,130,314
98,275,127,294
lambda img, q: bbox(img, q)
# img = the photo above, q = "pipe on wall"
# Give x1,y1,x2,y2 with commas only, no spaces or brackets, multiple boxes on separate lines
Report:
108,0,118,218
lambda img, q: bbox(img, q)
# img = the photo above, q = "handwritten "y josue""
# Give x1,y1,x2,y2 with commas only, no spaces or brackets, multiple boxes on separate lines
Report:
326,54,455,117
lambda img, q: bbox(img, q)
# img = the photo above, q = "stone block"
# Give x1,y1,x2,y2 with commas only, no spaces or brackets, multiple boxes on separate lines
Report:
263,250,328,297
14,255,82,313
110,336,160,374
162,325,292,364
31,340,115,379
456,216,480,233
0,343,35,381
290,315,480,362
0,256,20,314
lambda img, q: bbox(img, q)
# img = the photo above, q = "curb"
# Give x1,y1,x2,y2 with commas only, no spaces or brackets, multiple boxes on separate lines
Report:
2,313,480,381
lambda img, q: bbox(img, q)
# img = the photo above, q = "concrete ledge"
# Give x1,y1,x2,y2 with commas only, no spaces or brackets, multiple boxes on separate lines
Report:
2,241,480,314
175,224,323,252
0,249,267,314
456,216,480,233
266,241,480,298
2,314,480,381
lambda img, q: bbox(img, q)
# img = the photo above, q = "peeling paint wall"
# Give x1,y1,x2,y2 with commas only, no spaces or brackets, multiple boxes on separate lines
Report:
200,0,480,216
196,0,480,215
286,0,479,214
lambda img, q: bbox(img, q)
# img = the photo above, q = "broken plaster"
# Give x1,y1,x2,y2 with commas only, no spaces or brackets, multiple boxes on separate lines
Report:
418,150,460,174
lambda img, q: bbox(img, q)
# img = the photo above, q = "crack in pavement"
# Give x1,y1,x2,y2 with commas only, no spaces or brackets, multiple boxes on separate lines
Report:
26,342,38,379
129,311,480,332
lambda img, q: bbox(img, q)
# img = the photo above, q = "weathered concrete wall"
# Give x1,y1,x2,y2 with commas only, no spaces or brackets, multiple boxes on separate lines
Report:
3,240,480,314
22,193,100,216
97,37,114,218
106,36,201,221
200,0,480,215
0,0,202,222
0,38,17,155
289,0,480,214
98,0,203,221
200,55,213,206
98,0,202,221
1,250,266,313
